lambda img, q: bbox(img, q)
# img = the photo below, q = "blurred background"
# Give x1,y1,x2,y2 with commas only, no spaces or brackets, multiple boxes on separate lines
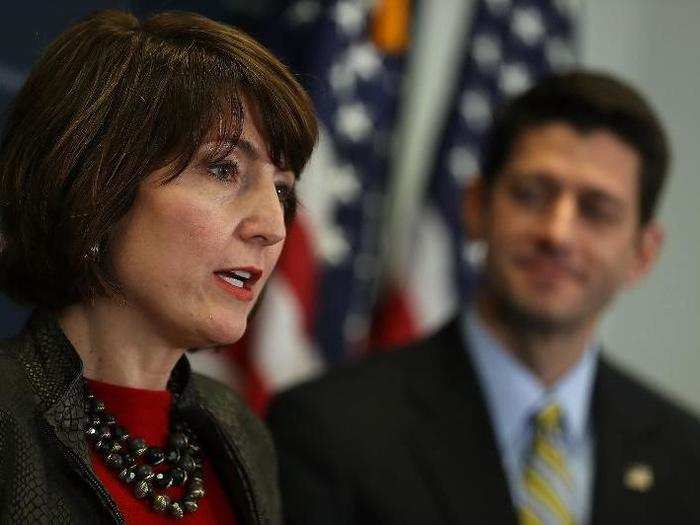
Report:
1,0,698,414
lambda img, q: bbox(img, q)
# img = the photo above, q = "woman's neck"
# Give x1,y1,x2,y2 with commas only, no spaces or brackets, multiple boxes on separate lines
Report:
58,299,186,390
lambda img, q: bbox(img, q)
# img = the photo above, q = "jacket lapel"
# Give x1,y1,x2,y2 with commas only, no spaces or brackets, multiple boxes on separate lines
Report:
591,358,665,525
402,320,517,525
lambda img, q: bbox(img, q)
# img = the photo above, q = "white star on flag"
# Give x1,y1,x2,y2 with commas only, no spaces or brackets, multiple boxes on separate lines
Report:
460,90,492,130
512,7,545,46
498,62,532,95
286,0,322,26
472,33,502,70
332,0,366,36
336,102,373,142
485,0,512,15
347,42,382,81
448,146,479,185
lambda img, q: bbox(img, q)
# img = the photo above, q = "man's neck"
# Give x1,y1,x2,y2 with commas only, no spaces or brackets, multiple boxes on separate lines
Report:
475,295,597,387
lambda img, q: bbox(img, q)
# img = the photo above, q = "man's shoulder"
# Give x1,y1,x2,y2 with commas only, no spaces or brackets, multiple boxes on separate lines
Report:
598,356,700,445
270,320,461,418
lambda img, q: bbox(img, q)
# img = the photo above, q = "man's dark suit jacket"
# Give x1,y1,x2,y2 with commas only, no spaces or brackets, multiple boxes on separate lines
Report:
267,319,700,525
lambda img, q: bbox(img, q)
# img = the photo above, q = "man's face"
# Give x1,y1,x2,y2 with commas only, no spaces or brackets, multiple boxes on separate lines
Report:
470,122,662,332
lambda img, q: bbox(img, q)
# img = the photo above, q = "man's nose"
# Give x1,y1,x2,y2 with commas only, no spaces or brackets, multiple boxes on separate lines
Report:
540,194,577,247
236,180,286,246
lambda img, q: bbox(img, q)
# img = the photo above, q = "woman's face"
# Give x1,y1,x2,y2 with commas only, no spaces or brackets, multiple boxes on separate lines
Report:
110,106,295,349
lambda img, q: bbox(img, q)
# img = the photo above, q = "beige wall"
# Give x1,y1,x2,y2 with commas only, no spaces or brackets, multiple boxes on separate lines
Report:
582,0,700,413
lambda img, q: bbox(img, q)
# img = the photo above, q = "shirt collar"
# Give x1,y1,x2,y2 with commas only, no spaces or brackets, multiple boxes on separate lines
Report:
464,308,599,454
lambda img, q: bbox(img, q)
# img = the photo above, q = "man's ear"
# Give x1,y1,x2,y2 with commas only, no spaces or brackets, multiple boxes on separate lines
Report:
625,220,665,287
463,176,487,241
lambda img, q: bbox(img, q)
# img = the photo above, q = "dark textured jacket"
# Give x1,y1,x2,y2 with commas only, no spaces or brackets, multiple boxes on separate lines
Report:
0,311,281,524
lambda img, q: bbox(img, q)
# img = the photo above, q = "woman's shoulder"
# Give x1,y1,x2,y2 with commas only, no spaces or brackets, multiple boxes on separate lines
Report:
189,372,267,433
0,335,35,415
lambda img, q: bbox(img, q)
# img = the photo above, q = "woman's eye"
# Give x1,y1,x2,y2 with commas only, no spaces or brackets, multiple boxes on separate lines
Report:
276,183,297,222
275,184,292,203
208,161,239,183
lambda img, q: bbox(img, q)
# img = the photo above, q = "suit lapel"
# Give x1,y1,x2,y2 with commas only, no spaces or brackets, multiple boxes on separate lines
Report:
402,321,517,525
591,357,665,525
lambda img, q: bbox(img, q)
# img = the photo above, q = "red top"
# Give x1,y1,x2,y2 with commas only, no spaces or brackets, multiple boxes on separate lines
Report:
87,379,238,524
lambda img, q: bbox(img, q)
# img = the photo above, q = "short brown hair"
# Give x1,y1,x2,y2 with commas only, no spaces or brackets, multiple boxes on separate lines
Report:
480,70,669,226
0,10,317,309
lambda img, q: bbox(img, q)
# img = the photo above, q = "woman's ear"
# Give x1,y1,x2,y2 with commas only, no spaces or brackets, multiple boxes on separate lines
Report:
463,176,487,241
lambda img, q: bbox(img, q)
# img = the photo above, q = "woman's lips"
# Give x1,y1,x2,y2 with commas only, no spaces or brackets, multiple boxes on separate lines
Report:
213,268,262,302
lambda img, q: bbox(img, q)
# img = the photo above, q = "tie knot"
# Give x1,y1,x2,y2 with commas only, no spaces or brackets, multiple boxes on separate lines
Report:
535,403,562,433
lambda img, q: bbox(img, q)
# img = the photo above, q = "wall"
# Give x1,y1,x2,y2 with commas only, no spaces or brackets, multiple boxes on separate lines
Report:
582,0,700,412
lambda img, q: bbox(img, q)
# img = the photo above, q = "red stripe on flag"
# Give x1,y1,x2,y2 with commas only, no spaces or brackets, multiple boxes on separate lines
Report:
369,283,419,349
275,214,318,336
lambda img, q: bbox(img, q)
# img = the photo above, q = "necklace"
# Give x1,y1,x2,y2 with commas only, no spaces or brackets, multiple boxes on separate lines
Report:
83,381,205,519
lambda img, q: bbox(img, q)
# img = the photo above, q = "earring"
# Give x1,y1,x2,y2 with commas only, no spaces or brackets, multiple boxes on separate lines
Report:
84,242,100,261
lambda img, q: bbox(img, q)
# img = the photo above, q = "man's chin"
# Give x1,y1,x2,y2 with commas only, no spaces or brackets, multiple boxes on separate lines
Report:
501,296,590,334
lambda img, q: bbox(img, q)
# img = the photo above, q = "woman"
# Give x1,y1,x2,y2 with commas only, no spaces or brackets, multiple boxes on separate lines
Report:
0,9,316,524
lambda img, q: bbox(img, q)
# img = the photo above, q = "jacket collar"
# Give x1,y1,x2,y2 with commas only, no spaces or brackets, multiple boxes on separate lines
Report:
18,310,197,462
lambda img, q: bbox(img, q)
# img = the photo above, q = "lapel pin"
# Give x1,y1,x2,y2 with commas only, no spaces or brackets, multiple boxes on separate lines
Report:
624,463,654,493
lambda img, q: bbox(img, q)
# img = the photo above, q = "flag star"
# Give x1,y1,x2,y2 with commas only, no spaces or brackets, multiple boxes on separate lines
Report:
485,0,511,15
286,0,322,26
330,61,356,94
332,0,366,36
511,7,545,46
463,240,487,267
336,103,373,142
319,225,351,265
546,38,575,68
460,89,492,130
331,164,361,204
498,62,532,95
448,146,479,186
347,42,383,81
472,33,502,70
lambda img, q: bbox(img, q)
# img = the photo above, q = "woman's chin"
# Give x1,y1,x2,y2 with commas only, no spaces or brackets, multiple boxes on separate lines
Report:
201,314,248,348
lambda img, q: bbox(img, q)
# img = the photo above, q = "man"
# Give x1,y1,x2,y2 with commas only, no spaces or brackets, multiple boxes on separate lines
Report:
267,71,700,525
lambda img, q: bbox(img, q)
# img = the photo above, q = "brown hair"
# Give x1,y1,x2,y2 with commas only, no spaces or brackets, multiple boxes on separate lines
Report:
0,10,317,309
480,70,669,226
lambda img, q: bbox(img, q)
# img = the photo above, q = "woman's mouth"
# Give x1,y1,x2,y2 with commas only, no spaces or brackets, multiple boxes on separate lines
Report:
213,268,262,301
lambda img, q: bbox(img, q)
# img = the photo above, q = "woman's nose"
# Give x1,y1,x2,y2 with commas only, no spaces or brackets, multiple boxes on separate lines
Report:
236,180,286,246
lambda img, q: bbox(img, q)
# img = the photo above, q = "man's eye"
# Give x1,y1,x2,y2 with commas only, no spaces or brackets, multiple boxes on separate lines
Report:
510,183,546,205
208,161,239,183
580,200,620,224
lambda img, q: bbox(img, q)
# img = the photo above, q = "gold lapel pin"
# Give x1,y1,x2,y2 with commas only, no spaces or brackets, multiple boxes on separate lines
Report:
624,463,654,493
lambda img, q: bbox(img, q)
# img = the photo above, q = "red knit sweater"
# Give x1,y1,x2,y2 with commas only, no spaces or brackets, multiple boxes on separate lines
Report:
87,379,237,524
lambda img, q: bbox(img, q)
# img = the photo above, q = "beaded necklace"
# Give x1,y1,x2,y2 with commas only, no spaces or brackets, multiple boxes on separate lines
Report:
83,381,205,519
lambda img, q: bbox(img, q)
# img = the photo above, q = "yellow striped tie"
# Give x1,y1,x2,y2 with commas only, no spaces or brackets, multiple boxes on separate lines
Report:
519,404,576,525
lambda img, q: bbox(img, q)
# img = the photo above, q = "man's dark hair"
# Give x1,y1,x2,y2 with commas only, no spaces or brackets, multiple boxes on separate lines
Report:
480,70,669,226
0,10,317,309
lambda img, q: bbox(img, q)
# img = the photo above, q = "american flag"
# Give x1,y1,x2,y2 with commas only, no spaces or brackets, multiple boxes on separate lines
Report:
399,0,576,337
189,0,410,412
